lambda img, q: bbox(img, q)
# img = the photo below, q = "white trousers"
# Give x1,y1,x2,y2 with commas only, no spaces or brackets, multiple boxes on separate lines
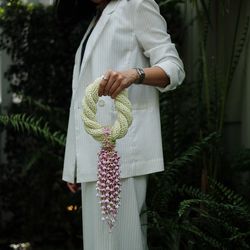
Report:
81,175,149,250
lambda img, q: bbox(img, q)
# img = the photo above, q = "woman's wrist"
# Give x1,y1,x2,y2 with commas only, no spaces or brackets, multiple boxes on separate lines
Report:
133,67,145,84
131,68,140,83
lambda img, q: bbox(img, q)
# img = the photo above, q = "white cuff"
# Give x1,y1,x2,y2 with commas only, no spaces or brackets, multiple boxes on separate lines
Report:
153,61,185,93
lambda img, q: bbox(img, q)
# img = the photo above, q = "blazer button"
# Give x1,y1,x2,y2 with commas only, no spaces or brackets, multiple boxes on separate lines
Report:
98,99,105,107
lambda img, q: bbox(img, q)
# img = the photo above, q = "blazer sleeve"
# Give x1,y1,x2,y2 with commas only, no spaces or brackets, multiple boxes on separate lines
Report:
134,0,185,92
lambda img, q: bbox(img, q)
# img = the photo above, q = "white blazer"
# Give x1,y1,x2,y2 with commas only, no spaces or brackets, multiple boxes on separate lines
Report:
62,0,185,183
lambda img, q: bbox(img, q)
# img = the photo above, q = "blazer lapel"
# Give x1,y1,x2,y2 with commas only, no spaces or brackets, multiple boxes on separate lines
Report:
74,15,97,80
77,0,121,83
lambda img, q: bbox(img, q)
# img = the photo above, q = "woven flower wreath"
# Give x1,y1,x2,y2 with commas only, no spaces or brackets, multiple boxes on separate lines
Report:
81,76,133,231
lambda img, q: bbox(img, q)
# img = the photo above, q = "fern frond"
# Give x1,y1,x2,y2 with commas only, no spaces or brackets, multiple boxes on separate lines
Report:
178,199,250,221
200,212,250,248
208,177,249,210
179,198,250,248
201,212,240,236
229,231,250,243
180,222,225,249
164,131,220,185
228,16,250,84
0,113,66,146
178,184,214,201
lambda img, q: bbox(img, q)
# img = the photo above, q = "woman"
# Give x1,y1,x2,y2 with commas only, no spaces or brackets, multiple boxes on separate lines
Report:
57,0,185,249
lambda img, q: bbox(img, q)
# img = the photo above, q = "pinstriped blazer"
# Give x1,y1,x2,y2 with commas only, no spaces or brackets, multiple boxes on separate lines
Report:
62,0,185,183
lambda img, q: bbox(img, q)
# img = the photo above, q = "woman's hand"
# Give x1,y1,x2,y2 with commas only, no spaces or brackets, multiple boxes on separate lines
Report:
67,182,80,193
98,68,139,99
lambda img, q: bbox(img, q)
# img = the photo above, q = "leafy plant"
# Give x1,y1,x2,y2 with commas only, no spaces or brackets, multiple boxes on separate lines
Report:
0,0,85,248
145,0,250,249
0,113,66,146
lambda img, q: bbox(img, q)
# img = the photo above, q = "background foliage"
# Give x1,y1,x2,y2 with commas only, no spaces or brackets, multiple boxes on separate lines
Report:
0,0,86,249
0,0,250,249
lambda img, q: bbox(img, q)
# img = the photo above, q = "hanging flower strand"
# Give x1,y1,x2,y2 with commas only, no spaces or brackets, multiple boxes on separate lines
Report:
96,127,121,231
81,76,133,231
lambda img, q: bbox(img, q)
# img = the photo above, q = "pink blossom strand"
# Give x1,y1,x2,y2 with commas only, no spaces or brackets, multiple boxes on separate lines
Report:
96,127,121,232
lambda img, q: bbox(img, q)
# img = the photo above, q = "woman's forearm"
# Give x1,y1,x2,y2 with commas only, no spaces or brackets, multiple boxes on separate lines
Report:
98,67,170,98
137,66,170,88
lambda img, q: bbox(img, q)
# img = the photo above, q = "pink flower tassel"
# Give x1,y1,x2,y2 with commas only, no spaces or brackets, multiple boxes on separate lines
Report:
96,127,121,232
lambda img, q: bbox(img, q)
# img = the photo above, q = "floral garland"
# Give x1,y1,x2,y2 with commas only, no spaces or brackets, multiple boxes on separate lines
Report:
81,76,133,231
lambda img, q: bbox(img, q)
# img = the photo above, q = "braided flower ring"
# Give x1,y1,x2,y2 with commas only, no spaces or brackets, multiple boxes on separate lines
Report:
81,76,133,231
81,76,132,143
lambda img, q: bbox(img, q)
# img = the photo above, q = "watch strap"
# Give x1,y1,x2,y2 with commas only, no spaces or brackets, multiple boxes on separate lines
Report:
133,67,145,84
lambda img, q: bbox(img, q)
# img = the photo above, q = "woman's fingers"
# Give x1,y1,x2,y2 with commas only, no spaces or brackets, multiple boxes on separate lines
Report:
103,72,117,96
98,69,133,97
109,79,122,98
67,182,80,193
98,69,112,96
111,85,125,99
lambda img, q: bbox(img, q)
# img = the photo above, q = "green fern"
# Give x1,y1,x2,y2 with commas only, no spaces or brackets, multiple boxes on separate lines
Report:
179,222,225,249
178,196,250,248
229,231,250,243
178,199,249,219
178,184,214,201
152,131,221,206
0,113,66,146
228,15,250,85
164,131,220,185
208,177,249,210
201,213,250,248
